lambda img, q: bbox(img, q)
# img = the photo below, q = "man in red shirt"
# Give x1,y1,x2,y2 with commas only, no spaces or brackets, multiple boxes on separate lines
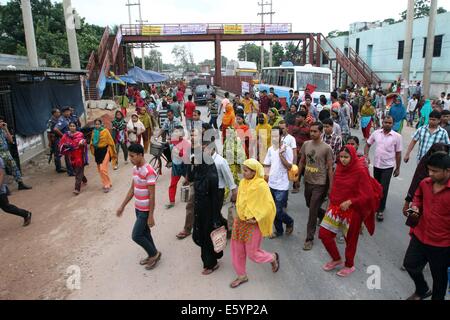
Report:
403,152,450,300
259,90,270,114
184,95,196,132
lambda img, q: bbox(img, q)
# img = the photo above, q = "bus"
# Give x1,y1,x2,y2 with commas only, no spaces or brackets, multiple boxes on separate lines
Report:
258,64,333,106
226,60,259,78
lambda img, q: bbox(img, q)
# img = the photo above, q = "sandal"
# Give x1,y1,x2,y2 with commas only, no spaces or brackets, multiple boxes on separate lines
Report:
406,290,432,300
230,276,249,289
176,231,191,240
286,224,294,235
337,266,356,277
140,256,151,265
202,264,219,275
376,212,384,222
145,251,162,270
165,203,175,209
271,252,280,273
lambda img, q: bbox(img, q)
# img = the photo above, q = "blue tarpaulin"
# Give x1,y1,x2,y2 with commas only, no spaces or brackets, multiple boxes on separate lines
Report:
106,76,137,85
126,67,167,84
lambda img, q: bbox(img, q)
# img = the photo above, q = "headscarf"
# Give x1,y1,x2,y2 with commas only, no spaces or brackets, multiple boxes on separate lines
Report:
329,145,383,236
419,99,432,128
112,111,126,131
92,123,105,148
389,98,407,132
236,159,276,237
256,113,272,151
405,143,450,202
268,108,283,128
138,108,152,130
59,131,87,167
222,104,236,128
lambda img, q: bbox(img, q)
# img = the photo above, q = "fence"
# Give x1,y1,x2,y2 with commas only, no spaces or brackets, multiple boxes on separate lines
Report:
220,76,255,96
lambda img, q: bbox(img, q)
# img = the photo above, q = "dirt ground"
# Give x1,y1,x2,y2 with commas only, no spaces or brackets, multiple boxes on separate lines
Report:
0,108,123,300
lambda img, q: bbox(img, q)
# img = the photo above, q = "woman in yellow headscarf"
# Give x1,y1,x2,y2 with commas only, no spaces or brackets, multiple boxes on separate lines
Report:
255,113,272,163
138,107,154,153
230,159,279,288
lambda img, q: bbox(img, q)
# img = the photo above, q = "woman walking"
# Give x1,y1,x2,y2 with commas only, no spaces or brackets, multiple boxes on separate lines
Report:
389,96,407,133
319,145,382,277
90,119,117,193
127,113,146,145
221,104,236,143
111,110,128,170
234,113,251,159
59,122,88,195
191,138,225,275
360,98,375,140
138,108,154,153
230,159,279,288
268,108,283,129
255,113,272,163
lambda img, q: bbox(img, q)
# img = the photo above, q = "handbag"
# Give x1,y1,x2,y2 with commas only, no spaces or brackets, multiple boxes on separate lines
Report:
405,210,421,228
210,226,227,253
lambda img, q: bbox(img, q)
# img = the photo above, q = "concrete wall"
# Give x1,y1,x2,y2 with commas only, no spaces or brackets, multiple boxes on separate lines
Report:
323,12,450,97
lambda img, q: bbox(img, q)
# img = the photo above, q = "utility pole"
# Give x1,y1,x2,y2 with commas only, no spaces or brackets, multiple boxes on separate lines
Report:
63,0,81,70
20,0,39,67
401,0,415,104
257,1,274,70
126,0,146,70
269,0,274,67
423,0,438,99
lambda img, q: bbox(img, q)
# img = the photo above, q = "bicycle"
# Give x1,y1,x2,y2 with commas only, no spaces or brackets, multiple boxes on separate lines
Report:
149,140,170,175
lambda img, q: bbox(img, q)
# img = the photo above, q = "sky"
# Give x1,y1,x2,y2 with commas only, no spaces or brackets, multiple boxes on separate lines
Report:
4,0,450,65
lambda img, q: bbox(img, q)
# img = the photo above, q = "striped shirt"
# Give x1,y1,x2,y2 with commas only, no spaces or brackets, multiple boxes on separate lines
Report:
133,164,158,211
413,125,450,160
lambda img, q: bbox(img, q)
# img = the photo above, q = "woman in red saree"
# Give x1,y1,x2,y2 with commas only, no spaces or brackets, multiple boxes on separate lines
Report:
59,122,88,195
319,145,382,277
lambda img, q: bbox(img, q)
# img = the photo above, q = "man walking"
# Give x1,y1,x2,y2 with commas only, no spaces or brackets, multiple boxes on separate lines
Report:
0,117,31,190
404,110,450,163
116,143,161,270
403,152,450,300
364,116,402,222
264,130,294,238
0,157,32,226
322,118,343,163
184,95,196,132
299,122,334,250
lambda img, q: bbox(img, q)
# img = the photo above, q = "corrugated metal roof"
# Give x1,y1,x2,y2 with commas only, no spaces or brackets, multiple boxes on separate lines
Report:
0,67,87,74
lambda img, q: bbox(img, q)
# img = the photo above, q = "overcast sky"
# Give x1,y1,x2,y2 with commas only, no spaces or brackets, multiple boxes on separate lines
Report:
4,0,450,65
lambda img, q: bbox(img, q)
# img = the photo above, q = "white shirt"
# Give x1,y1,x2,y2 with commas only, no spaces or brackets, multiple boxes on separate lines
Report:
212,153,237,190
281,134,297,151
408,99,418,112
264,145,293,191
221,98,230,113
444,99,450,111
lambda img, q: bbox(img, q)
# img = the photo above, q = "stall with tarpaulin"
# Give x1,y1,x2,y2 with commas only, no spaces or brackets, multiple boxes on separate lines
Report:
0,67,87,164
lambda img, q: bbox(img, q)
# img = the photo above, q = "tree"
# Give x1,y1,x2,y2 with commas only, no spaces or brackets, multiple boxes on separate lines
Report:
0,0,104,68
135,49,163,71
284,41,302,65
327,30,349,38
171,45,195,72
199,56,228,69
271,42,285,66
400,0,447,20
237,43,269,69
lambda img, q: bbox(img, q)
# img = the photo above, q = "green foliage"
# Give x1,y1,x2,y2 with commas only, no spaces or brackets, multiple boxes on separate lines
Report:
327,30,349,38
400,0,447,20
0,0,104,68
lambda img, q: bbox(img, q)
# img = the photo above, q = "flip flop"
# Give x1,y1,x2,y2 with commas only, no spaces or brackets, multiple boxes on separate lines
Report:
230,276,249,289
271,252,280,273
176,231,191,240
202,264,219,275
145,252,162,270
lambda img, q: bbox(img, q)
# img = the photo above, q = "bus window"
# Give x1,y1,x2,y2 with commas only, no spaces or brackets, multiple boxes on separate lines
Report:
285,69,294,88
296,72,330,92
278,69,286,86
269,69,277,85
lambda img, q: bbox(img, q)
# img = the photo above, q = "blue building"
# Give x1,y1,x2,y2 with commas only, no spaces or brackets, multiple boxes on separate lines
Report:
323,12,450,97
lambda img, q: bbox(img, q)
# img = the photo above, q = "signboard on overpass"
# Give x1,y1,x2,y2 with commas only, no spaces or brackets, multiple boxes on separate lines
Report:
181,24,207,34
265,24,290,34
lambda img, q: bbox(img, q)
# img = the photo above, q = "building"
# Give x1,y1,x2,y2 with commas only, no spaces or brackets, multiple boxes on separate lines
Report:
0,53,46,68
323,12,450,97
0,67,86,165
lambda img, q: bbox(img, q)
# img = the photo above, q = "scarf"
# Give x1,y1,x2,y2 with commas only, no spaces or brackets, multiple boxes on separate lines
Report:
59,131,87,167
222,104,236,128
256,113,272,150
268,108,283,128
419,99,432,128
139,111,152,130
92,127,104,148
223,127,247,165
236,159,276,237
329,145,383,236
389,101,407,132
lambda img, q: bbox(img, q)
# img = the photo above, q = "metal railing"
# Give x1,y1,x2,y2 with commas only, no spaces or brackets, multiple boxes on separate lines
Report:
120,23,293,36
348,47,381,86
336,49,367,87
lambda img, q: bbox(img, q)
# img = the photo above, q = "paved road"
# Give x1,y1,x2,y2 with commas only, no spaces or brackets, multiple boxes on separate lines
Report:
69,96,444,300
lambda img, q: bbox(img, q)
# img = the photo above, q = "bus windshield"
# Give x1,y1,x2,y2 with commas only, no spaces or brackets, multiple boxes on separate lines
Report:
296,72,330,92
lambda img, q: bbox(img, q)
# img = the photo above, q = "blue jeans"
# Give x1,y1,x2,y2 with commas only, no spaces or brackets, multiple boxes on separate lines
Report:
132,209,158,257
209,116,218,129
270,188,294,236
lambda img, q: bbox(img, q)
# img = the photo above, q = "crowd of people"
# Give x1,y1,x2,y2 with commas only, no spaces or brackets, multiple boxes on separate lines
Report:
1,78,449,300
